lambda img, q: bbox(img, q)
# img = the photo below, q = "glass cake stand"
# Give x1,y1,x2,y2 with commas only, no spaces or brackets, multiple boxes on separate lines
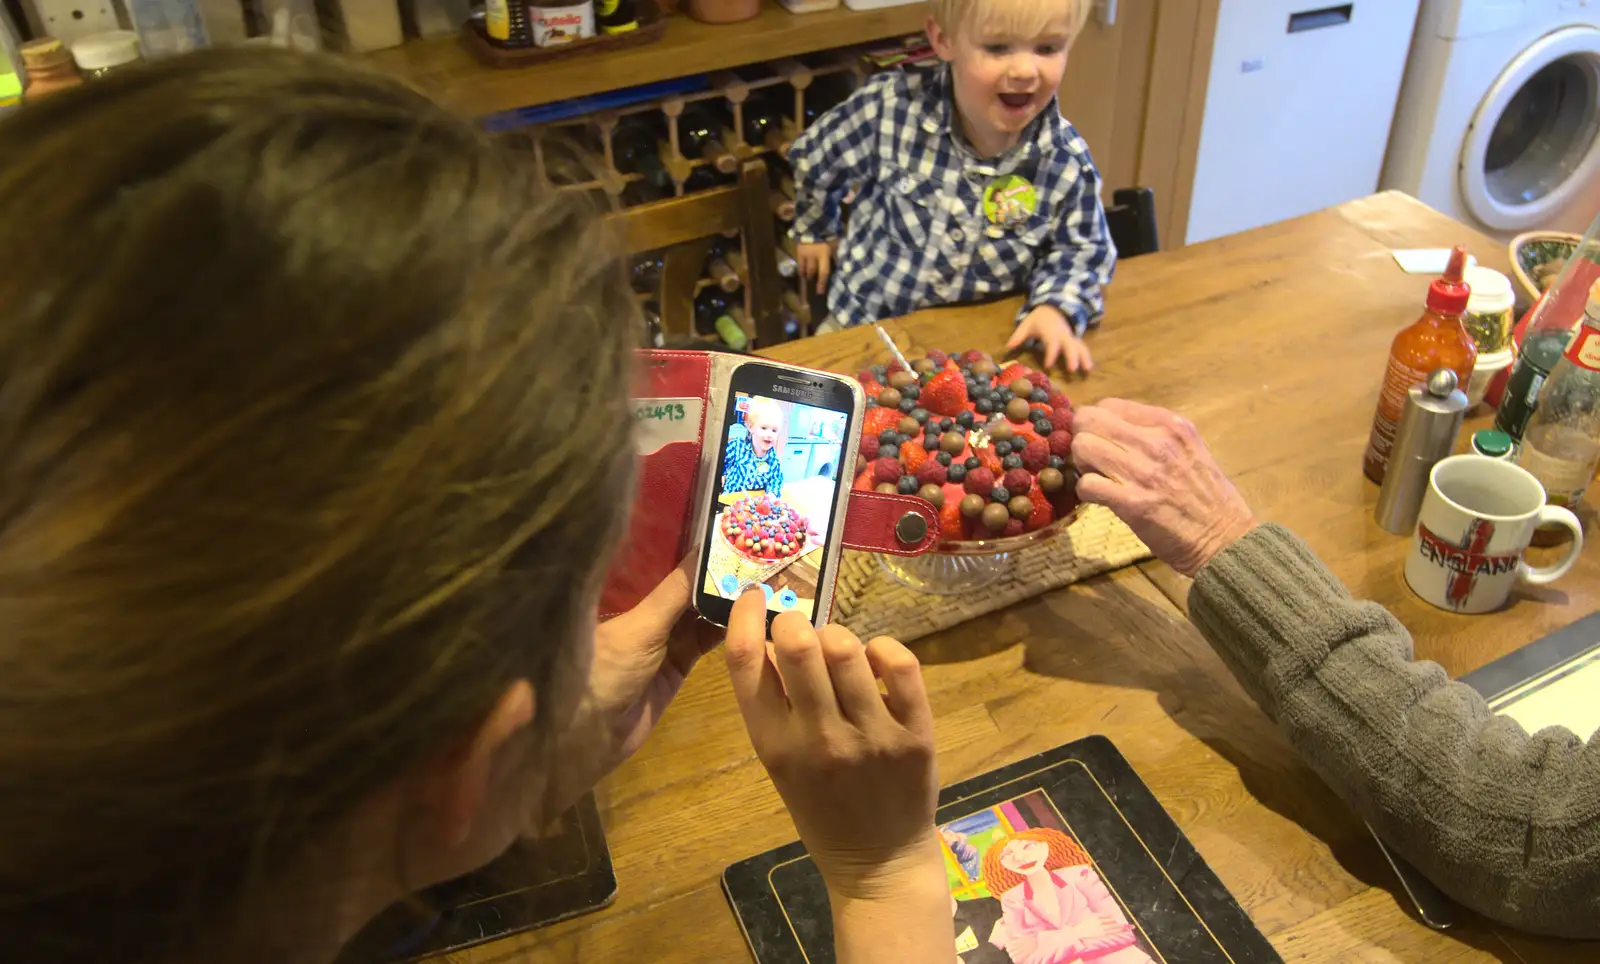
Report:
880,505,1079,595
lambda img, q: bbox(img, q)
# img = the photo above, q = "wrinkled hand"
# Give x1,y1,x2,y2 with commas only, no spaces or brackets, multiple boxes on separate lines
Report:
1007,305,1092,375
724,591,942,900
1071,399,1257,578
548,559,718,811
796,241,834,296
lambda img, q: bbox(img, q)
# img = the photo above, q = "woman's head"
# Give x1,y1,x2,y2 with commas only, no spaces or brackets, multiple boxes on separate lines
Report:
981,827,1091,894
744,396,784,456
0,47,636,962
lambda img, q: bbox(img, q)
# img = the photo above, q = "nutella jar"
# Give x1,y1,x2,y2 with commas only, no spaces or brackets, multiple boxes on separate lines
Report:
531,1,595,47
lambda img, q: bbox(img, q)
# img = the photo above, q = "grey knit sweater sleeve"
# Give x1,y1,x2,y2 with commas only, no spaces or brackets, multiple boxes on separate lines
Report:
1187,523,1600,938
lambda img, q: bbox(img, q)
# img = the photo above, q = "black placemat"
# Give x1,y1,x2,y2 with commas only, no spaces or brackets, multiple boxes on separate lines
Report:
338,793,615,963
724,735,1281,964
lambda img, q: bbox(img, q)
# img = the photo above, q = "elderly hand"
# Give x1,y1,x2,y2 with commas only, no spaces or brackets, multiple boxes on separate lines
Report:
1070,399,1257,578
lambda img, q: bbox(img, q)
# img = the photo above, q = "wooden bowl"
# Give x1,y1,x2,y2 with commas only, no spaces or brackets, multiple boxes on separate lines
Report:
1509,231,1582,305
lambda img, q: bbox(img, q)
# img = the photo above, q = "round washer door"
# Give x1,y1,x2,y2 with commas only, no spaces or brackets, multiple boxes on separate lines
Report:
1459,25,1600,233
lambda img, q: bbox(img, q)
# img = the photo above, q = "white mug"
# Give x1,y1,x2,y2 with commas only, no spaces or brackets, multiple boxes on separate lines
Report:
1405,455,1584,613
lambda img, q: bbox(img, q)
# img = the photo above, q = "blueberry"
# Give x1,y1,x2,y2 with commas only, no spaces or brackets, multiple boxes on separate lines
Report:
1036,419,1054,435
994,440,1012,457
948,464,967,483
1003,453,1024,470
940,417,954,431
880,444,899,460
991,485,1011,504
975,398,993,415
898,397,916,413
872,364,888,380
965,456,981,470
996,389,1013,404
1029,409,1046,423
901,383,920,400
923,436,940,453
865,397,877,408
878,429,898,444
956,411,974,428
897,475,919,494
1047,455,1065,470
1030,388,1049,404
935,451,952,466
912,407,929,423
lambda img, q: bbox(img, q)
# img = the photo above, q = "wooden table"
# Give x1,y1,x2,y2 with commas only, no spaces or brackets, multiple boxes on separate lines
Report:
470,192,1597,963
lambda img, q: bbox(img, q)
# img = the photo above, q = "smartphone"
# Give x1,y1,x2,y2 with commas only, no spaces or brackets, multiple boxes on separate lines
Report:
692,359,863,629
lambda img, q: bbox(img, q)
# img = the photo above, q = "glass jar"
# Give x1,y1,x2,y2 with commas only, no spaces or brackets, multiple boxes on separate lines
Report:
70,31,143,80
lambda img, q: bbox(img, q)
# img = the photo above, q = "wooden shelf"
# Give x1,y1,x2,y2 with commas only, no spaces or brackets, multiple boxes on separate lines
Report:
367,3,927,118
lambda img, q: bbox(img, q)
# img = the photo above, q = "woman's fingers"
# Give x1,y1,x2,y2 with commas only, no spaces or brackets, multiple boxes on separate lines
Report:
864,636,932,736
724,590,786,720
771,611,841,724
818,625,889,726
1069,430,1142,487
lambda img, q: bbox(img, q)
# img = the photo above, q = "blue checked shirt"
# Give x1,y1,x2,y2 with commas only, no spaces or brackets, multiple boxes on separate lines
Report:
722,435,784,496
789,65,1115,333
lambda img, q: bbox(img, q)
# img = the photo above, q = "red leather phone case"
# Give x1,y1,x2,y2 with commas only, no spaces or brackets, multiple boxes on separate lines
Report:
600,350,940,620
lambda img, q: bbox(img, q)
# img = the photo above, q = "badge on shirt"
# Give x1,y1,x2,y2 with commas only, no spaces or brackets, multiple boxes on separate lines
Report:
982,174,1038,228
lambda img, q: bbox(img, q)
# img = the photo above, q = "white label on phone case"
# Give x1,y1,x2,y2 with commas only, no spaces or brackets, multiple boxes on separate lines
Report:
632,398,703,456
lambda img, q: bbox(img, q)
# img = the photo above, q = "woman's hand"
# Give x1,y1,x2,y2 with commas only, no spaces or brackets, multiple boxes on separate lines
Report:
724,591,942,897
1070,399,1257,578
548,559,718,811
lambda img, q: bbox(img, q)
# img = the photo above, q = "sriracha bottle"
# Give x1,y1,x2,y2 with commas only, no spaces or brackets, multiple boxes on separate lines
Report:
1363,246,1477,484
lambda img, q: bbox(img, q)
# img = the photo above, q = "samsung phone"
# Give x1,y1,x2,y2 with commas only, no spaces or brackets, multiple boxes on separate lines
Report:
691,359,863,629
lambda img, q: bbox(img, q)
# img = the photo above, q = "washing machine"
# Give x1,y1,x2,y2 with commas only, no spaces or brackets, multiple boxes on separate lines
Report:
1383,0,1600,238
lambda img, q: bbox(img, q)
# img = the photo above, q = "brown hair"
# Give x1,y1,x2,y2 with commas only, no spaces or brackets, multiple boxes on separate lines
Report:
980,826,1092,895
0,47,636,961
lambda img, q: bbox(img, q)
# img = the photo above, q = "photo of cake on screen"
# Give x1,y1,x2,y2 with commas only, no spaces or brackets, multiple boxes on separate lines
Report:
702,392,847,619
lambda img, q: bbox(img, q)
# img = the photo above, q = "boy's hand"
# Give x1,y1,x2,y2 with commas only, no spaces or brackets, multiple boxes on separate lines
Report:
1008,305,1093,375
796,241,834,295
723,590,942,900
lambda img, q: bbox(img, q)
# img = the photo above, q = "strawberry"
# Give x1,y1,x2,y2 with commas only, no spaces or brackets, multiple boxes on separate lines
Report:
997,363,1032,386
1025,482,1054,530
1048,430,1073,459
963,466,995,496
899,439,929,474
863,407,900,437
853,470,873,492
938,499,963,543
861,380,886,400
1003,518,1025,538
857,369,877,384
915,460,947,486
920,369,969,417
1026,371,1050,389
978,446,1004,476
925,349,949,367
859,435,880,461
1021,439,1049,472
1003,468,1032,495
872,457,903,484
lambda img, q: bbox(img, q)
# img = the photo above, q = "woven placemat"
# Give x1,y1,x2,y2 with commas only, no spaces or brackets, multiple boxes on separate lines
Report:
831,503,1152,643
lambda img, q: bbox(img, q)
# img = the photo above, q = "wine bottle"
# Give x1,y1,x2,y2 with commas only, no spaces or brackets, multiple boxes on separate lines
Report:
731,93,791,153
770,192,795,221
677,105,737,173
684,166,736,193
693,288,748,350
613,119,673,205
776,248,798,279
641,298,664,348
595,0,638,35
630,252,664,293
706,248,743,293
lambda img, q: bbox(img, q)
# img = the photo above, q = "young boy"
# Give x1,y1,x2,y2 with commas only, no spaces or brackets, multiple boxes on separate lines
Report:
788,0,1113,373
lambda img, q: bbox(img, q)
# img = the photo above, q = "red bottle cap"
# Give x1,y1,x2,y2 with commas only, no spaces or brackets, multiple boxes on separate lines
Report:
1426,246,1472,315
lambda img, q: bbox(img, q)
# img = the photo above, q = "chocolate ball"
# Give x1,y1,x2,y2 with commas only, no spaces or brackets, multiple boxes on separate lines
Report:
981,502,1011,532
887,370,917,389
876,482,898,494
877,387,903,409
971,359,998,377
987,420,1014,443
856,454,868,476
912,357,937,374
1006,397,1032,423
960,493,986,519
918,484,944,508
898,416,920,436
1008,377,1034,397
940,431,967,455
1038,466,1066,494
1008,496,1034,520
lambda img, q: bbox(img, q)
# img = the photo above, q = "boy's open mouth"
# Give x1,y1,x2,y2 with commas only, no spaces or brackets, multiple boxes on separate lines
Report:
998,92,1035,111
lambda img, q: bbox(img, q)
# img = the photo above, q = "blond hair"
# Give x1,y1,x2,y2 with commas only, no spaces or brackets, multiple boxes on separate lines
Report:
929,0,1092,40
744,395,785,430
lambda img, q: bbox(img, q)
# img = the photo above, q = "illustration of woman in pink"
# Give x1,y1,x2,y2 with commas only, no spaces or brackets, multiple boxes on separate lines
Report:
981,827,1153,964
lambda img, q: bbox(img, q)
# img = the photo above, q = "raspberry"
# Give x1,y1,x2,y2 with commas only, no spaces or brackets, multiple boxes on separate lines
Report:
1026,371,1050,389
859,435,880,461
1002,468,1032,495
1003,518,1025,537
1047,390,1069,410
1021,439,1049,472
963,349,986,364
963,466,995,495
925,349,949,367
1051,407,1073,431
872,457,903,484
1048,430,1073,459
916,460,948,486
857,369,876,384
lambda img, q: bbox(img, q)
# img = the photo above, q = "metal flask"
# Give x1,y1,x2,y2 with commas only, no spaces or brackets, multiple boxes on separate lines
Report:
1375,368,1470,535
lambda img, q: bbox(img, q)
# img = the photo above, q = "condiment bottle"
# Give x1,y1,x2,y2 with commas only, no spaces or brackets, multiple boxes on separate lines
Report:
70,31,142,80
1375,368,1469,535
1470,429,1515,461
1495,221,1600,443
19,38,82,100
1363,246,1477,484
1515,278,1600,544
1462,266,1515,354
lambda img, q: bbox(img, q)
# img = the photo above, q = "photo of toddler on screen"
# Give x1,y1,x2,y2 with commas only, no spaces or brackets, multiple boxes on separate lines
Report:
702,393,847,619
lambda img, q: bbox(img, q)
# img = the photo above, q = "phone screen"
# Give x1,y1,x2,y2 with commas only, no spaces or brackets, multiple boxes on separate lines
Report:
697,364,856,625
